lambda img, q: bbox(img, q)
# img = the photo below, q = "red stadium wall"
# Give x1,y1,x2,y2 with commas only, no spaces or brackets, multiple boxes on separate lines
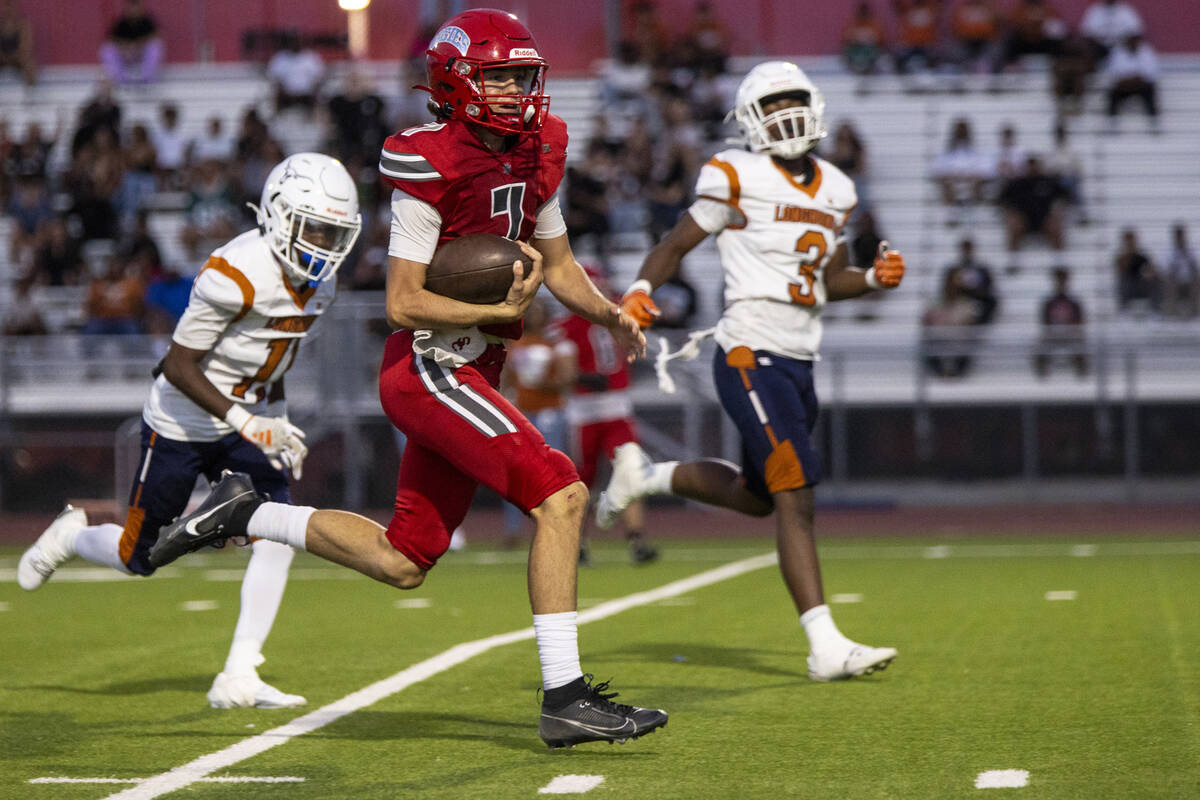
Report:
23,0,1200,73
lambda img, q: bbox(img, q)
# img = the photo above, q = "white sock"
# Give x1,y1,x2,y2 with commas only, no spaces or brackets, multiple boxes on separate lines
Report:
800,604,852,654
246,503,314,551
73,523,133,574
224,539,295,675
532,611,582,690
646,461,678,495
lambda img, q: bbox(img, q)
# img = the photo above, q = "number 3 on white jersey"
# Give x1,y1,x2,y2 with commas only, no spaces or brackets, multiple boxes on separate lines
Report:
788,231,826,306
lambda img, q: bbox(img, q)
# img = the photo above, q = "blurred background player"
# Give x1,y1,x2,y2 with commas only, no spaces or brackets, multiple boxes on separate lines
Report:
556,265,658,565
149,9,666,749
17,153,362,708
602,61,904,682
500,295,575,547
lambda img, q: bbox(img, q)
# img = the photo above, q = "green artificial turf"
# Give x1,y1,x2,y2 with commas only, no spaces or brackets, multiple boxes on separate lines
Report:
2,537,1198,799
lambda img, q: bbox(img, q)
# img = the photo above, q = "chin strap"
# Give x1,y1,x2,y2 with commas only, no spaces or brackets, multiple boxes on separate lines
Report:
654,327,717,394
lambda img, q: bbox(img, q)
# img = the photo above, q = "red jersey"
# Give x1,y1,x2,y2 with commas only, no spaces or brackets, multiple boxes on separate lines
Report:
554,314,630,394
380,115,568,340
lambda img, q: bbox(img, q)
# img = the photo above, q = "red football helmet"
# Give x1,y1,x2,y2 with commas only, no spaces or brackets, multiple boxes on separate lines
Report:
423,9,550,136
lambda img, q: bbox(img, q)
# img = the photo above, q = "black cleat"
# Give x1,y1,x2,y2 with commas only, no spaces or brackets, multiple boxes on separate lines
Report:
148,471,265,568
629,541,659,565
539,675,668,749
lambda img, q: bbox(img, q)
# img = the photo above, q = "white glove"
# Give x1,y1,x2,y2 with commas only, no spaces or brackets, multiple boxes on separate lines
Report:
225,404,308,479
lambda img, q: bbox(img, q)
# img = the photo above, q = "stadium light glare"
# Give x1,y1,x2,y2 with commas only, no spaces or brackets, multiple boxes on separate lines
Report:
338,0,370,10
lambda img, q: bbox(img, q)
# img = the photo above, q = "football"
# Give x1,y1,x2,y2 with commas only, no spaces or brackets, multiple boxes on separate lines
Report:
424,234,531,304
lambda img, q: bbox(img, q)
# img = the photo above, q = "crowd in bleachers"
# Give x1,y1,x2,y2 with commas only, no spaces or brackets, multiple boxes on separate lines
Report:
0,0,1195,387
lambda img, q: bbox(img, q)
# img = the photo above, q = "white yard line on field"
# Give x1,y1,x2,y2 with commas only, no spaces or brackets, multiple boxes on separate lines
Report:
32,777,305,785
538,774,606,794
975,769,1029,788
99,552,779,800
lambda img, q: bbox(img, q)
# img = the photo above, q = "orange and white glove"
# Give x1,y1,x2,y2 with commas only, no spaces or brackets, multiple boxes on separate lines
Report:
621,279,661,329
865,240,905,290
225,404,308,479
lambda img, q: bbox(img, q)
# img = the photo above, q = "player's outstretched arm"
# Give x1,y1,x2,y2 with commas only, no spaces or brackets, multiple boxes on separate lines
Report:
624,213,710,328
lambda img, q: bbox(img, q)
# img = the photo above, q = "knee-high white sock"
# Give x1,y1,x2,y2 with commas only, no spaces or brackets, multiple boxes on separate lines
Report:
532,611,583,690
73,523,133,574
245,503,314,551
223,539,295,676
800,604,852,654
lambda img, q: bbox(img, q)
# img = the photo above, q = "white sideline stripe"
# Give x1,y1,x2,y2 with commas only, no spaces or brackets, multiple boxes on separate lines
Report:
1044,590,1077,601
975,769,1029,788
100,552,778,800
1070,544,1097,557
831,593,863,604
538,774,606,794
393,597,432,609
32,777,305,784
0,567,181,583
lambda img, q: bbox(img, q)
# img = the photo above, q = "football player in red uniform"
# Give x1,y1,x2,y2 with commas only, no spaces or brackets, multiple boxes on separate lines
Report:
554,267,659,565
149,8,666,749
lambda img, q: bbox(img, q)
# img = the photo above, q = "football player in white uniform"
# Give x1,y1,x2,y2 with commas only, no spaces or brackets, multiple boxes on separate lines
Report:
17,153,362,707
598,62,907,681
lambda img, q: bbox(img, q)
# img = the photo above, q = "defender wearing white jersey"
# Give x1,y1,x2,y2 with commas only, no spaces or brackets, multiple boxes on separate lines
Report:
18,153,361,707
599,62,906,681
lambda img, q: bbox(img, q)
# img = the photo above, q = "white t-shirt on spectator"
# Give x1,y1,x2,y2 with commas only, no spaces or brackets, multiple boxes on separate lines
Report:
267,49,325,96
190,130,235,164
1080,2,1144,48
1103,41,1159,85
153,125,188,171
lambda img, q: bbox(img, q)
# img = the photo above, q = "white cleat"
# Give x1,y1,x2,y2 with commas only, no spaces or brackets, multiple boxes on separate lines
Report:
207,672,307,709
595,443,653,530
17,505,87,591
808,643,898,682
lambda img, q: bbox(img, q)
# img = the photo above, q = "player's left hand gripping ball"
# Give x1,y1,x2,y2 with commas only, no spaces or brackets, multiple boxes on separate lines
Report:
868,242,905,290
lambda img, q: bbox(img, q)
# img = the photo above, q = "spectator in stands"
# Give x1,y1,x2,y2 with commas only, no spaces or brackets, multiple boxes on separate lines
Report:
989,123,1026,187
0,120,13,205
143,264,194,335
64,126,123,243
565,140,614,263
392,59,431,131
1051,31,1092,115
997,155,1069,251
1079,0,1144,66
0,0,36,87
943,237,999,324
842,2,888,76
1034,266,1087,378
8,118,60,187
326,71,389,166
347,205,390,292
645,96,704,244
3,273,47,336
151,103,187,188
81,254,146,337
949,0,1002,74
1102,34,1160,131
266,33,325,116
99,0,164,86
625,0,670,67
684,0,731,73
119,209,162,277
826,121,869,214
115,123,158,231
1161,223,1199,319
1114,227,1160,313
922,265,982,378
32,216,84,286
1043,121,1089,224
893,0,941,77
189,115,235,168
180,159,238,259
998,0,1067,71
71,79,122,158
5,173,53,257
849,210,889,322
932,118,992,225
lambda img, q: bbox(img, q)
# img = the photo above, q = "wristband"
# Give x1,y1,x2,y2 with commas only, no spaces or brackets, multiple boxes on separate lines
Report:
864,266,883,290
624,279,653,298
224,404,253,431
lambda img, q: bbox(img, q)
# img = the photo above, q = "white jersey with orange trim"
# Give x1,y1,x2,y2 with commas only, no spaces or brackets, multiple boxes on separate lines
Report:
142,229,338,442
687,149,857,361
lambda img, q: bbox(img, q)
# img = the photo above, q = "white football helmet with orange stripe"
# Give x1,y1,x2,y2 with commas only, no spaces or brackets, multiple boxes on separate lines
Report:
729,61,827,159
254,153,362,283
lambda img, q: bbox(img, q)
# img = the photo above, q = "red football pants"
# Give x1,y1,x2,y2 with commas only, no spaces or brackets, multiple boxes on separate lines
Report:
378,331,578,570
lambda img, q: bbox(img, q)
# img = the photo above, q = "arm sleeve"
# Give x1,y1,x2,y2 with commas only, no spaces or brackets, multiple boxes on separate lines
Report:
534,195,568,240
387,189,444,263
687,197,741,234
171,269,244,351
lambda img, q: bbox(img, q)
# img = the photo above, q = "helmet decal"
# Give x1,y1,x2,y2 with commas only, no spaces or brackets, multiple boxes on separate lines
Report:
430,25,469,56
